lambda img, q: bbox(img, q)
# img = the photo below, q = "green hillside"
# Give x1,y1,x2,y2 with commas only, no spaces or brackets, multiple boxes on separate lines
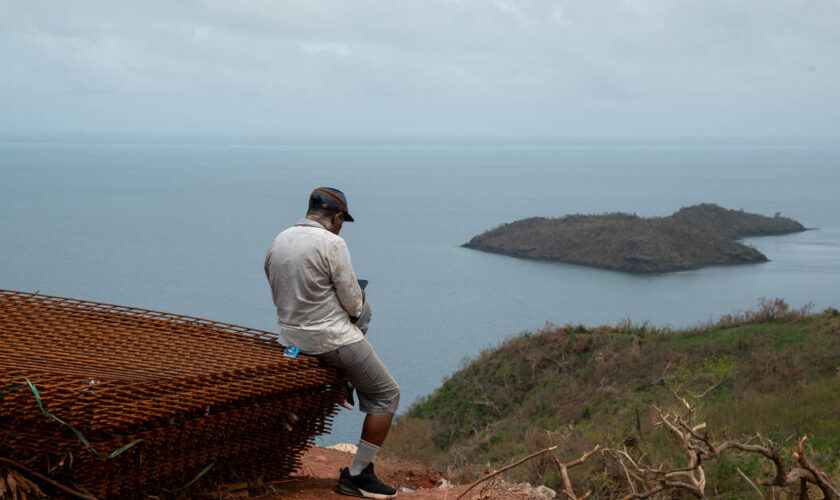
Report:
384,300,840,497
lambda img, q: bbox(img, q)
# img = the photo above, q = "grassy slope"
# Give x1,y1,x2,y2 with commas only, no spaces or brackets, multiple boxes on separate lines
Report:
464,204,805,273
384,302,840,497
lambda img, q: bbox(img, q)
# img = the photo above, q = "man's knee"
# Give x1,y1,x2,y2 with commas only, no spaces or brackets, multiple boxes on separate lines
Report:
360,379,400,415
384,380,401,413
386,382,400,411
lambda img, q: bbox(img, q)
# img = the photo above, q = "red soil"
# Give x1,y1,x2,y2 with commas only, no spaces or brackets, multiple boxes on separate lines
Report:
227,446,546,500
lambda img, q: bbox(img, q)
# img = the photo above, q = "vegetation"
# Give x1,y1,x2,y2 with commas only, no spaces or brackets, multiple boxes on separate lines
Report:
668,203,805,238
463,204,806,273
383,299,840,498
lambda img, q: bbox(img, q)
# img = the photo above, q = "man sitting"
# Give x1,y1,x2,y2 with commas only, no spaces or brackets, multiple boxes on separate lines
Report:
265,187,400,499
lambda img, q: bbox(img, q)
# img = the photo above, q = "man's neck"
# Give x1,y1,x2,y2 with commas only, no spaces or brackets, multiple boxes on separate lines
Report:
305,215,326,226
305,215,337,234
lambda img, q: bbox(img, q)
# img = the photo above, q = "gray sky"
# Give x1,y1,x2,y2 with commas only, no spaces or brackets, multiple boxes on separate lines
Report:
2,0,839,139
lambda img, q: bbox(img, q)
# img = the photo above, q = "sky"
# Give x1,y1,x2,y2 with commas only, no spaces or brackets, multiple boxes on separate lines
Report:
1,0,839,140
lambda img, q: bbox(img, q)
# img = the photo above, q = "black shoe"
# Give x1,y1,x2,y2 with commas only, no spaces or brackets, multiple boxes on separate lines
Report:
341,381,355,411
336,464,397,499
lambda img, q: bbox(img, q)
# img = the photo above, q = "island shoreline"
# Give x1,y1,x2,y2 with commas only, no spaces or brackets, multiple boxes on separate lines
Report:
462,204,807,274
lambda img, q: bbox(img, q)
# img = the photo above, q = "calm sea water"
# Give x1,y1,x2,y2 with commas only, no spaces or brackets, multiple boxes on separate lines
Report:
2,138,839,445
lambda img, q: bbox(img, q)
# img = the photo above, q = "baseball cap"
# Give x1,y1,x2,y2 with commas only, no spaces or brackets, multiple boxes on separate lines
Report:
309,187,355,222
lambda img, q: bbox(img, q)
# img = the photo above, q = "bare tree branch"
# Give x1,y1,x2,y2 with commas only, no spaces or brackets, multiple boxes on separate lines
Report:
551,445,599,500
793,436,840,500
736,467,763,499
614,450,637,496
456,445,558,500
596,368,838,499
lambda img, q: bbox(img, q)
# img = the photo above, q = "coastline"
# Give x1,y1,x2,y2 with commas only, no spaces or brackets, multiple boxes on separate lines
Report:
461,241,773,274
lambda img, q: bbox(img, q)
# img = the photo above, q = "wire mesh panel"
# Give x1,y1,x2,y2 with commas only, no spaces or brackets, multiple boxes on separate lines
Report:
0,290,345,498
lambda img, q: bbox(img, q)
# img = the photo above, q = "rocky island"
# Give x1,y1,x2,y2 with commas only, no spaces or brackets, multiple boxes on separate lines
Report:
463,204,806,273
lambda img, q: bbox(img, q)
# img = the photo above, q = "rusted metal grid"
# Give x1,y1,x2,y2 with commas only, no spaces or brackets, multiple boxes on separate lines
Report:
0,289,345,498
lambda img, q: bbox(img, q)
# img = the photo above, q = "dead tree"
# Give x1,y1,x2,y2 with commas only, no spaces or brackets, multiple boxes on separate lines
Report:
605,378,839,499
455,444,599,500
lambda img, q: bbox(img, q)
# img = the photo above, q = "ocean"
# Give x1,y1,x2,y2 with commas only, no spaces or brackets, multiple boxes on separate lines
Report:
2,137,839,445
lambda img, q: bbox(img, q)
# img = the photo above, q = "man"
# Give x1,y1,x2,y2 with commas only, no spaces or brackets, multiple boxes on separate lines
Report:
265,187,400,499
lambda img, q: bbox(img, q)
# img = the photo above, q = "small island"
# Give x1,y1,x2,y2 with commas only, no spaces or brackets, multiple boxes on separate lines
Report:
463,204,806,273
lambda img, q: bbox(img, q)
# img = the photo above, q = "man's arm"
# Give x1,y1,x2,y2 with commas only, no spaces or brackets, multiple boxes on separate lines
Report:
328,239,364,318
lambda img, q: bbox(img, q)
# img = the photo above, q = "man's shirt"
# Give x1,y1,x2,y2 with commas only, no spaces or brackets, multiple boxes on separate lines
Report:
264,218,365,354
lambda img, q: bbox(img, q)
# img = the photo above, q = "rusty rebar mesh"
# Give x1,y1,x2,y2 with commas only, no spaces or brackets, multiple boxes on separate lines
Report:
0,289,345,498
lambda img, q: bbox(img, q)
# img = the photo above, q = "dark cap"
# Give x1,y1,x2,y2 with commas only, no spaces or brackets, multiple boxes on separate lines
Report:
309,187,354,222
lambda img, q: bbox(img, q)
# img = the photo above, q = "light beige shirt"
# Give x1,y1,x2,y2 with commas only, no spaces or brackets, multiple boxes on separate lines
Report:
264,218,365,354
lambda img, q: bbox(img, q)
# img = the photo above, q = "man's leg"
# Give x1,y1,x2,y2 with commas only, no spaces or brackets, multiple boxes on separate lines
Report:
343,301,372,410
347,413,393,477
319,339,399,497
361,413,393,447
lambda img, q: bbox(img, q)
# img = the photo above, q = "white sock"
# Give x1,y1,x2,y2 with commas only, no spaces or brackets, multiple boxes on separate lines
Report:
349,439,379,476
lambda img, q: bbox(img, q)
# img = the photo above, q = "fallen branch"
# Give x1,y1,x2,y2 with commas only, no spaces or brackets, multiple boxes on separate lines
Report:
0,457,98,500
552,445,599,500
735,467,763,499
626,480,703,499
456,445,557,500
606,448,704,500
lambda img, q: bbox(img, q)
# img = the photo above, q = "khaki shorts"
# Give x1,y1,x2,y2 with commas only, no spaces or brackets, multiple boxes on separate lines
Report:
318,338,400,415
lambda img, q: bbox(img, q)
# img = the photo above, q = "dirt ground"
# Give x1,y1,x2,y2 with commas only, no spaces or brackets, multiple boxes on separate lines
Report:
204,446,554,500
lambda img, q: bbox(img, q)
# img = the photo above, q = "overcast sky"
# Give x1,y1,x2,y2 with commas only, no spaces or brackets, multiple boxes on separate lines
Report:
1,0,839,139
